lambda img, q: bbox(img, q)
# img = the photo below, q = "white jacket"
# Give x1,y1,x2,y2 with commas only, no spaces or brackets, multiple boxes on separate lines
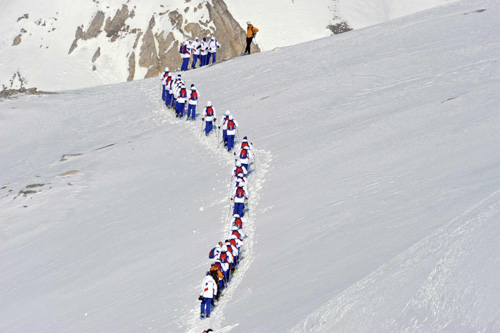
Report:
208,39,221,53
233,165,248,177
203,106,216,121
191,40,201,55
180,44,191,59
200,275,217,298
188,88,199,105
236,147,253,165
200,41,209,55
226,119,238,135
219,115,229,129
233,185,248,203
225,242,238,258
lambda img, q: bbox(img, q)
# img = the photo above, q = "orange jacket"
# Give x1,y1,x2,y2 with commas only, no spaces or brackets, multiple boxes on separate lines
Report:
247,25,259,38
210,266,224,280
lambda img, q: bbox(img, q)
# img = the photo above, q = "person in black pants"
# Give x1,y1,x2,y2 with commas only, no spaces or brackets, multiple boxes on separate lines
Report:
245,21,259,55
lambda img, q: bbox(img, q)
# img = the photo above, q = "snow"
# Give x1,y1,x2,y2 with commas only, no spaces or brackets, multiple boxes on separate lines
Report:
0,0,460,92
2,0,500,331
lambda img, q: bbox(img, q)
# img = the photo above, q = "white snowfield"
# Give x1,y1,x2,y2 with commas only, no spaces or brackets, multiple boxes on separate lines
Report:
1,0,500,332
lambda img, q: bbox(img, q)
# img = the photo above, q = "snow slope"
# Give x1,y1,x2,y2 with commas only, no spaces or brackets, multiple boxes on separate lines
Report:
2,0,500,331
226,0,458,50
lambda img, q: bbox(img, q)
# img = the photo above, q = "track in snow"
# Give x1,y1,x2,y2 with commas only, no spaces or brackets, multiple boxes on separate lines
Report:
142,81,271,332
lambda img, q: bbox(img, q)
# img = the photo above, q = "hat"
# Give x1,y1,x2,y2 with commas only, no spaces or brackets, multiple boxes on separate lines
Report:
225,110,230,116
229,115,233,120
243,136,247,140
191,84,195,87
207,101,212,106
233,213,240,217
247,21,251,25
211,36,215,40
164,67,169,71
195,36,199,41
236,161,241,167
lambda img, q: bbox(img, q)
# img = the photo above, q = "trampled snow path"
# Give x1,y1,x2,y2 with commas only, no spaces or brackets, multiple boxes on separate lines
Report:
140,80,271,332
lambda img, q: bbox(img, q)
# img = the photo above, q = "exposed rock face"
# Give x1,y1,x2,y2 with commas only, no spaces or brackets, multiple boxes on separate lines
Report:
139,16,160,78
66,1,258,81
327,22,352,34
92,47,101,62
69,11,105,54
127,52,135,81
104,4,135,41
155,32,178,75
12,34,22,46
206,0,260,59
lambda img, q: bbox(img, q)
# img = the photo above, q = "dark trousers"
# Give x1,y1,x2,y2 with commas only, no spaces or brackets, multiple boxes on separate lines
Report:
245,37,253,54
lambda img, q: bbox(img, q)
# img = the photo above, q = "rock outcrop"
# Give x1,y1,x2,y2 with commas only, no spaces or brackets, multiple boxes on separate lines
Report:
69,11,105,54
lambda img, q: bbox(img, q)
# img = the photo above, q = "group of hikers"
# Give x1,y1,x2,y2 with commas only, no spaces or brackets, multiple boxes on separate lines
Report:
178,21,259,72
179,36,221,71
199,137,254,319
160,66,255,320
161,68,245,153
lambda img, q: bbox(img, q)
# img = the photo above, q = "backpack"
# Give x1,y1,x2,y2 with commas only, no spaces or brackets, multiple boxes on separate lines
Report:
236,187,244,198
227,120,235,131
191,90,198,101
235,167,243,175
206,106,214,117
180,88,187,98
239,149,248,159
242,142,248,149
229,239,237,247
208,247,217,259
234,218,243,228
219,251,228,263
232,230,241,240
180,44,187,54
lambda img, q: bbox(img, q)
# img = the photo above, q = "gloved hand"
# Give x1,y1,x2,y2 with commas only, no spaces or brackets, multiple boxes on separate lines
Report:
198,295,203,301
201,118,204,121
218,126,220,129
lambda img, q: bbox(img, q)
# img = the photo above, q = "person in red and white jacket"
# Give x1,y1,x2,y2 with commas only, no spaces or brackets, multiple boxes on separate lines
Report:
202,101,216,136
180,41,191,71
226,115,239,152
199,272,217,318
187,84,199,120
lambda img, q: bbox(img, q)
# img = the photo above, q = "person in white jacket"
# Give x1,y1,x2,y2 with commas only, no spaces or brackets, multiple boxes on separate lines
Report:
180,41,191,71
218,110,231,147
187,84,199,120
202,101,216,136
191,37,201,69
236,144,253,172
200,37,209,67
225,115,239,152
199,273,217,318
207,36,221,64
232,180,248,217
233,160,248,178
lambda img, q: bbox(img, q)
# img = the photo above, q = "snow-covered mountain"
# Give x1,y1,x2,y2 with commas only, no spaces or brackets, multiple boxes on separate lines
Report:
0,0,457,92
0,0,249,92
2,0,500,332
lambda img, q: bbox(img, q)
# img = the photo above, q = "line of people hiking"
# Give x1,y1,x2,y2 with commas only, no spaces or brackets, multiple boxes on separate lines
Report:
199,136,254,319
160,67,255,320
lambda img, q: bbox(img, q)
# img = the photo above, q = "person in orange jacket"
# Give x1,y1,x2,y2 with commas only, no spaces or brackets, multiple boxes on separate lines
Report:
245,22,259,55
